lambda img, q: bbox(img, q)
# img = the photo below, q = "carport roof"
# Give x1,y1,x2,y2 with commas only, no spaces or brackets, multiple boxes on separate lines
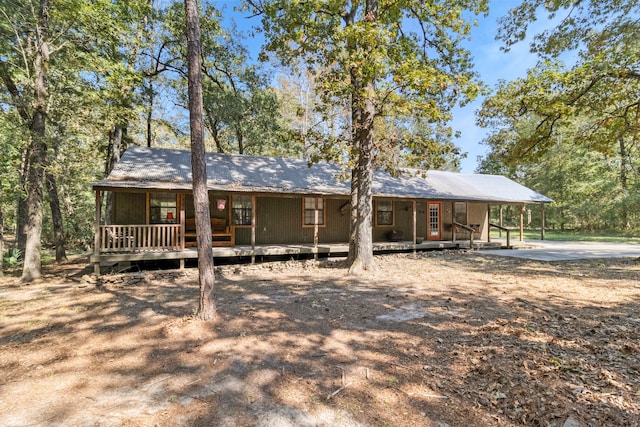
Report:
92,146,552,204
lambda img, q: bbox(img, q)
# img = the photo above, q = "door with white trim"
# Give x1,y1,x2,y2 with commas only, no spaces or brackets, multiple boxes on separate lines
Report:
427,202,441,240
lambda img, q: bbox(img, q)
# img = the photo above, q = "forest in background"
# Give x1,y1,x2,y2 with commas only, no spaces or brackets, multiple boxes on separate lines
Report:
1,0,638,270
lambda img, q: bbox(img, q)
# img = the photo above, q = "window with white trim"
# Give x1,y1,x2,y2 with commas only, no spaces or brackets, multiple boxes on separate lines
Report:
149,193,177,224
232,195,253,226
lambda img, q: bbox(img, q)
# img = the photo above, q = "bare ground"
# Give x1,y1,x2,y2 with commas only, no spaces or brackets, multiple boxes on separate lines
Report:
1,251,639,427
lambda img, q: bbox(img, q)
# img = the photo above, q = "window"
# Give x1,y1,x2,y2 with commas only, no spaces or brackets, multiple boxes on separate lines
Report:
150,193,177,223
303,197,325,226
454,202,467,225
232,195,253,226
376,200,394,226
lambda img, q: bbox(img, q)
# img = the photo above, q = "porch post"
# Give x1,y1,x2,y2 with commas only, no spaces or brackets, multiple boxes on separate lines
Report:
487,204,491,243
93,190,102,275
179,194,185,269
412,200,417,251
540,203,545,241
499,204,503,238
519,203,525,242
452,204,456,242
251,195,256,248
180,194,186,251
251,195,256,264
313,207,319,260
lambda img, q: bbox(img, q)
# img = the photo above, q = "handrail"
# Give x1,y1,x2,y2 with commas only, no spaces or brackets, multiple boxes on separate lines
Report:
453,221,475,233
489,222,512,248
453,221,474,249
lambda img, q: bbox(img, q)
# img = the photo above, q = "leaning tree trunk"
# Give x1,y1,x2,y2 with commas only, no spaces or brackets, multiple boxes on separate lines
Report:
1,62,30,254
185,0,216,321
46,171,67,262
21,0,50,282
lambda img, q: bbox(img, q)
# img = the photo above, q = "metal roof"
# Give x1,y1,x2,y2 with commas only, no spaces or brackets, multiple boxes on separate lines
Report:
92,146,552,204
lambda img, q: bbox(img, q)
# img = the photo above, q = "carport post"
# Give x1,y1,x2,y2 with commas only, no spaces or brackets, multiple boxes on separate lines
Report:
540,203,545,241
519,204,525,242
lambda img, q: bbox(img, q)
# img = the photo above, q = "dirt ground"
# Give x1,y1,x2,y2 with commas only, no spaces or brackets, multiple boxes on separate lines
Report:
1,250,639,427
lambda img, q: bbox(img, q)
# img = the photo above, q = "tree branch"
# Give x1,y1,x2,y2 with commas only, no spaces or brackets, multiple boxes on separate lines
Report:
0,61,31,123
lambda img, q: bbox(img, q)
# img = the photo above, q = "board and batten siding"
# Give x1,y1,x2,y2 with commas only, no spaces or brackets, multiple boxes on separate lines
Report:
255,196,350,245
112,192,146,224
372,200,429,242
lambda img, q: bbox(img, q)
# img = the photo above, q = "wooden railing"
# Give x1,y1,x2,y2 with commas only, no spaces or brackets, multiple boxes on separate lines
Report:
98,224,183,253
489,223,512,248
453,221,475,248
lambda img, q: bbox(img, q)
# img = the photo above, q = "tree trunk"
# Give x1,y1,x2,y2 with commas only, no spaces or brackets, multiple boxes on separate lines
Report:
347,0,378,274
46,171,67,262
346,167,358,266
104,125,125,224
22,134,46,282
348,85,376,274
146,82,154,147
185,0,216,321
0,63,29,253
16,148,29,252
236,126,244,154
619,137,629,229
0,184,4,277
21,0,50,283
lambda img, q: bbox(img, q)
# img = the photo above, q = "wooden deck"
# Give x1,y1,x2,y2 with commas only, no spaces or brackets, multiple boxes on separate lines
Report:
90,240,503,274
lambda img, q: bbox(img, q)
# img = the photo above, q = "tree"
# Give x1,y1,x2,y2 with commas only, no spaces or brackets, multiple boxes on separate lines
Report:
161,2,297,157
0,0,53,282
479,1,640,164
246,0,487,272
185,0,216,321
477,1,640,232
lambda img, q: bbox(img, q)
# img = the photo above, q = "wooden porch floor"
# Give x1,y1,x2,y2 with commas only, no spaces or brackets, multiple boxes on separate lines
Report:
90,240,503,273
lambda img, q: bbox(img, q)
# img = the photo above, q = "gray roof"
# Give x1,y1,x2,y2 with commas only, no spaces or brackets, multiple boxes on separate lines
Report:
92,146,552,204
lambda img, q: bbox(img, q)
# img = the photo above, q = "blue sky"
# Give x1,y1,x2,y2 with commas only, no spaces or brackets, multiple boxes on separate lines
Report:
214,1,550,172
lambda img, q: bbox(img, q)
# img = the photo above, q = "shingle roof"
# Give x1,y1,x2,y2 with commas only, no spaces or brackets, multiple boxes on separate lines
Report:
92,146,552,204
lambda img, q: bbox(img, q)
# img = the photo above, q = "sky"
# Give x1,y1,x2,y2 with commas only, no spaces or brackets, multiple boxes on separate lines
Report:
214,1,551,173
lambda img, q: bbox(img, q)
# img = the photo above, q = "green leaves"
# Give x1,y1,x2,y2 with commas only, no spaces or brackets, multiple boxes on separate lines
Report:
247,0,488,169
479,0,640,231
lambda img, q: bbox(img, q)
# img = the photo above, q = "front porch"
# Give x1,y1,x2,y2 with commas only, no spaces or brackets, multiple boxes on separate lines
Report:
90,238,503,274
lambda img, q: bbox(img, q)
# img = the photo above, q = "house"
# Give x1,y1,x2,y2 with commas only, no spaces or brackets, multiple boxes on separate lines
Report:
90,146,552,273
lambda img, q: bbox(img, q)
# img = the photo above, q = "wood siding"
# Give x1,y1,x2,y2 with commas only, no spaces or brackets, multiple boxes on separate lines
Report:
256,196,350,244
113,192,146,224
107,191,490,247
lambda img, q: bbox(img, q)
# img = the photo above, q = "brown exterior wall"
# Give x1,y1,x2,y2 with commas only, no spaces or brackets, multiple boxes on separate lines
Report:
372,200,427,242
468,202,490,241
112,192,146,224
108,191,491,245
255,196,350,244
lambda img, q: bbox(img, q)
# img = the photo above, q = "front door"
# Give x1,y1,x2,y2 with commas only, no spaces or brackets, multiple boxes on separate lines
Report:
427,202,441,240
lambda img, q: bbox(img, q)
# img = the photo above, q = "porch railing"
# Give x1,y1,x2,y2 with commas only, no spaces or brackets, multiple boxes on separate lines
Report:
98,224,183,253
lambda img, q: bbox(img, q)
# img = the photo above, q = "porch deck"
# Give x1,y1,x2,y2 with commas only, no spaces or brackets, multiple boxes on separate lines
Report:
90,240,503,273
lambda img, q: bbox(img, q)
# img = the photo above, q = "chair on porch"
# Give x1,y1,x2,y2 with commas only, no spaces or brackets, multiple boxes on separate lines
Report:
184,218,235,247
106,227,136,250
